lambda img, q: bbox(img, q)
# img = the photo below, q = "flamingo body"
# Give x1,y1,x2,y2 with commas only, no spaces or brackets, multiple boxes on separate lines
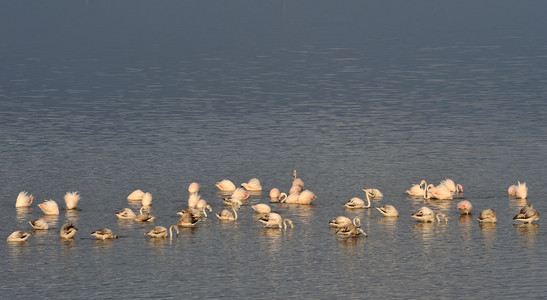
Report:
64,191,80,210
7,231,31,242
16,191,34,208
38,200,60,215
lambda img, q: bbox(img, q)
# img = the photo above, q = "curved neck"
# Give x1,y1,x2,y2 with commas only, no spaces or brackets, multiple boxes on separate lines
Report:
283,219,293,229
279,193,287,202
169,225,179,240
201,207,208,218
232,207,238,220
364,192,371,208
353,217,361,227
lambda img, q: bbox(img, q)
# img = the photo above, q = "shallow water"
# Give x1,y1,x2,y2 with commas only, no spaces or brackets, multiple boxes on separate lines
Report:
1,1,546,298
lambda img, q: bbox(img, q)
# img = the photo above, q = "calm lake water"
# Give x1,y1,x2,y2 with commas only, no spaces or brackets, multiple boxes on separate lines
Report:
1,1,546,298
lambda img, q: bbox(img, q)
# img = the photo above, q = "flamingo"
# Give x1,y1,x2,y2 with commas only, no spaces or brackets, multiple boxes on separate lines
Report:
291,170,304,193
38,200,60,215
411,207,435,222
216,205,239,221
336,217,367,237
241,178,262,191
188,193,200,209
252,203,271,214
223,188,250,206
279,192,299,203
329,216,353,227
115,208,137,219
457,200,473,215
478,209,497,223
142,192,153,206
145,225,179,240
91,228,118,240
64,191,80,210
296,190,317,204
405,180,427,197
134,207,155,222
188,182,200,194
269,188,281,200
60,223,78,239
426,184,453,200
376,205,399,217
513,204,539,224
216,179,236,192
440,179,463,193
364,188,383,199
15,191,34,208
508,184,518,196
127,189,144,201
516,181,528,199
29,218,49,230
258,213,294,229
196,199,212,217
343,189,371,209
7,231,31,242
177,210,201,227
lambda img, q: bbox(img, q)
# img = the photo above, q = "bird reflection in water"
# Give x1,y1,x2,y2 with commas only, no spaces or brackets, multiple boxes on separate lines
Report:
16,207,33,222
336,236,365,249
514,223,539,236
412,222,435,241
65,209,80,224
479,222,497,246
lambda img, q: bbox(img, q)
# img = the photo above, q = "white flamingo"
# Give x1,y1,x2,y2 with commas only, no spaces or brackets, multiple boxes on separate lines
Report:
343,189,371,209
426,184,453,200
127,189,144,201
513,204,539,224
15,191,34,208
216,179,236,192
177,210,201,227
38,200,60,215
411,207,435,222
478,209,497,223
29,218,49,230
145,225,179,240
329,216,357,228
60,223,78,239
188,193,200,209
91,228,118,240
376,205,399,217
7,231,32,242
456,200,472,215
216,205,239,221
115,208,137,219
516,181,528,199
405,180,427,197
64,191,80,210
196,199,212,217
241,178,262,191
259,213,294,229
336,217,367,237
188,182,200,194
364,188,383,198
269,188,281,200
440,179,463,193
142,192,153,206
252,203,271,214
134,207,155,222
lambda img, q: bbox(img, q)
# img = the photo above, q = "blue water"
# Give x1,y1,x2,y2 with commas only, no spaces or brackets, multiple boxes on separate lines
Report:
1,1,546,298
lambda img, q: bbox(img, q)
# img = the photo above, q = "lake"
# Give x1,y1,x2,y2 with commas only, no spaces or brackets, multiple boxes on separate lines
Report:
1,1,546,298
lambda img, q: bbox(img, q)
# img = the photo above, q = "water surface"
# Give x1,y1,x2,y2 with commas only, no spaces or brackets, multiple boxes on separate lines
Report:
1,1,546,298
